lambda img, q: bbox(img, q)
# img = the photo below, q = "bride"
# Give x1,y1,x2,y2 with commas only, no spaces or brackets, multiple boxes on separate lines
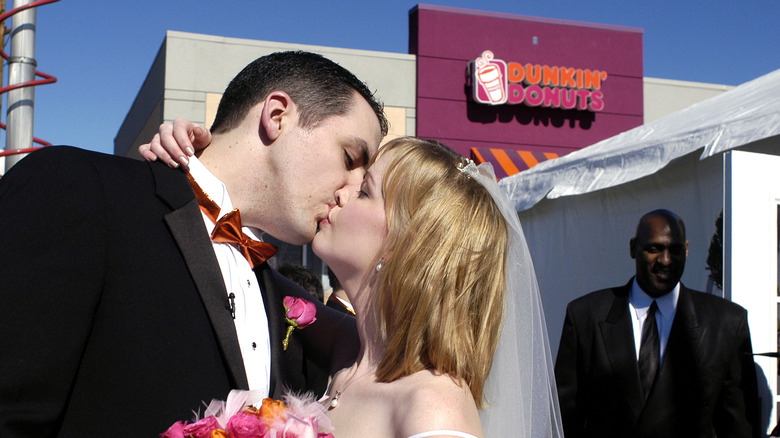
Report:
144,129,563,437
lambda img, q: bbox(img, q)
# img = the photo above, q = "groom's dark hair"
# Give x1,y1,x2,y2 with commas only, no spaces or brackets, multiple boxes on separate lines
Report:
210,51,387,137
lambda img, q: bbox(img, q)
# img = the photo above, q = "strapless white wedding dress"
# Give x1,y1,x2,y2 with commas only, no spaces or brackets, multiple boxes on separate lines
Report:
407,431,478,438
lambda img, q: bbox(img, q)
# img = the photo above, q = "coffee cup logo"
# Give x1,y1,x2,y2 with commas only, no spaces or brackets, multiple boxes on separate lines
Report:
473,50,507,104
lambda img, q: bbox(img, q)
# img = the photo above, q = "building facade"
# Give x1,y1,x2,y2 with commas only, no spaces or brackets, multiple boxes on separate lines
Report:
114,5,733,277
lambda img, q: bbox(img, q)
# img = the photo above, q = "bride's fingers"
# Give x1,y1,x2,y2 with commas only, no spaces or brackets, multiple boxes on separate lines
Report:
139,133,177,168
149,129,180,168
138,140,156,162
189,124,212,152
138,119,210,168
170,119,198,164
157,122,189,168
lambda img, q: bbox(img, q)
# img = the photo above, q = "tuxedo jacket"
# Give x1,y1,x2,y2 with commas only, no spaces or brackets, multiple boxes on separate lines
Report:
0,147,349,437
555,279,760,438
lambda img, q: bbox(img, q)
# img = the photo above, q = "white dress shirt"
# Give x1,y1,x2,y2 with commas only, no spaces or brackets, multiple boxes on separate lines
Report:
188,157,271,395
628,278,679,366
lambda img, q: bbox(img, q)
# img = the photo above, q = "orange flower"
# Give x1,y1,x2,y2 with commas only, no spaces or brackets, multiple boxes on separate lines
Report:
259,397,287,426
210,429,228,438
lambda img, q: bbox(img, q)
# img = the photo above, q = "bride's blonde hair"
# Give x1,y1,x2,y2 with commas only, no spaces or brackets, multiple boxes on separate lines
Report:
369,137,508,408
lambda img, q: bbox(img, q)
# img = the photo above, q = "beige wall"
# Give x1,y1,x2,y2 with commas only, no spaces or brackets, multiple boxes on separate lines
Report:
379,106,408,144
644,77,734,124
204,93,220,130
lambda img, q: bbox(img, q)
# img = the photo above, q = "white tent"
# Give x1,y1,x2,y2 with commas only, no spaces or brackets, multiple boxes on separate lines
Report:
497,66,780,338
499,69,780,433
501,68,780,212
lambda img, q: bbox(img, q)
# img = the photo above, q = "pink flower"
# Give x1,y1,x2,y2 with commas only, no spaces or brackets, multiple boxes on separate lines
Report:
282,296,317,350
226,411,269,438
283,297,317,327
164,390,333,437
160,420,187,438
182,416,220,438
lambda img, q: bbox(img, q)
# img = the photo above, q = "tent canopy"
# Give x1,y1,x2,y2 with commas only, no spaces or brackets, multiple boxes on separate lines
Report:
500,68,780,212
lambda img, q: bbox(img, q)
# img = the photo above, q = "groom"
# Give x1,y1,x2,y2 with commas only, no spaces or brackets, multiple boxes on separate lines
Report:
0,51,386,436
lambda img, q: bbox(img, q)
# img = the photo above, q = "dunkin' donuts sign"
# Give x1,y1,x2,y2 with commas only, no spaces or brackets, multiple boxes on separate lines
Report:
470,50,608,112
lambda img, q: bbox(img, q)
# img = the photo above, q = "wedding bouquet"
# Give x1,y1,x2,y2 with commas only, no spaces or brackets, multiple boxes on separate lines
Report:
162,296,327,437
161,390,334,438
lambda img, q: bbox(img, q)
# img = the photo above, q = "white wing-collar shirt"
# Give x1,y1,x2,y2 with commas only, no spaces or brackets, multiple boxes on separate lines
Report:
629,278,679,366
188,157,271,396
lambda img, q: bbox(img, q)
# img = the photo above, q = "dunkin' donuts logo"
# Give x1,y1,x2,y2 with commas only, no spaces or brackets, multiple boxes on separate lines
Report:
471,50,608,112
473,50,509,105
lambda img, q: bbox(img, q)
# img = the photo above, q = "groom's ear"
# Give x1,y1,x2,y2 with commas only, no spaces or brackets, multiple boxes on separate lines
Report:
259,91,294,143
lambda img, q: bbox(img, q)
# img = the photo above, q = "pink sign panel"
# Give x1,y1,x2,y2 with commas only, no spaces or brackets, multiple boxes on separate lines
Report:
409,4,644,160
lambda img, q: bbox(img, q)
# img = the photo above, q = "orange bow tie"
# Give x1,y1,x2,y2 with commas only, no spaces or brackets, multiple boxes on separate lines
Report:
187,173,277,268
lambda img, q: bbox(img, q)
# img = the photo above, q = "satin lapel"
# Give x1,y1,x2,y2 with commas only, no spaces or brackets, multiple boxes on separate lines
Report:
599,284,645,421
151,163,249,390
256,263,304,398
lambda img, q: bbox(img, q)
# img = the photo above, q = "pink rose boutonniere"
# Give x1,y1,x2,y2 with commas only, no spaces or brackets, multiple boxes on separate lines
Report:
282,296,317,351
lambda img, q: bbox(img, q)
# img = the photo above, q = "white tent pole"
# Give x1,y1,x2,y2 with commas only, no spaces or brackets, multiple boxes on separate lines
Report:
4,0,37,173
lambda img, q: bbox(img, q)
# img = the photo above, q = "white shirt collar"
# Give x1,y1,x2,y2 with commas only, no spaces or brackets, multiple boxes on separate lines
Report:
629,277,679,322
187,156,263,241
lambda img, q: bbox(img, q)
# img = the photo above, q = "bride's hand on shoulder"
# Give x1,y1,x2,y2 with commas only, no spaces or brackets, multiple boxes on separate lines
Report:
138,118,211,168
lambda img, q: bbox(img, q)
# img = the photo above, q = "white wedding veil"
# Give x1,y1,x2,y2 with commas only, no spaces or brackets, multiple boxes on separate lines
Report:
463,162,564,438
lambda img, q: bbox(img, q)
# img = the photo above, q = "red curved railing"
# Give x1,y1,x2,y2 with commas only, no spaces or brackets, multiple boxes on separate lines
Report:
0,0,59,163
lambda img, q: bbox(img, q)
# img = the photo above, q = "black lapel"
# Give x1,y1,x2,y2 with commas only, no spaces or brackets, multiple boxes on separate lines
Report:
599,281,645,422
256,263,305,398
150,163,249,390
671,286,705,352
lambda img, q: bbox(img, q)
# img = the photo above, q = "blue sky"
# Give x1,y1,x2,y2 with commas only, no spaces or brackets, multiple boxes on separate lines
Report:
6,0,780,155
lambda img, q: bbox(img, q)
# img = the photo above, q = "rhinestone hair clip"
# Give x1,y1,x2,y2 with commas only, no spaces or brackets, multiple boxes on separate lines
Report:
457,157,476,174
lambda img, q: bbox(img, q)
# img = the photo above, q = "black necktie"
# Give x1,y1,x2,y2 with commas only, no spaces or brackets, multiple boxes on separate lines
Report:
638,300,660,399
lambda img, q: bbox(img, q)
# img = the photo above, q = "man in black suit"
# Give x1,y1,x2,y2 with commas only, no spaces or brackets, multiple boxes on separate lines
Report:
0,51,386,436
326,267,355,315
555,209,760,438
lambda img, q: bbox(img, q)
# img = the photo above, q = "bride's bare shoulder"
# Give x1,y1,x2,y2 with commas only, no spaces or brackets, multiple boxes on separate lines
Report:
392,371,482,438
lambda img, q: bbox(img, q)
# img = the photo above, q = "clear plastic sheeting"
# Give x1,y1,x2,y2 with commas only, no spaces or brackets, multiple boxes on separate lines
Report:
500,68,780,212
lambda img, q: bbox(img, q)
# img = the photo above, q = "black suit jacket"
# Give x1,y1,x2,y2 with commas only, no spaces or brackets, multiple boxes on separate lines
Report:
555,279,760,438
0,147,345,436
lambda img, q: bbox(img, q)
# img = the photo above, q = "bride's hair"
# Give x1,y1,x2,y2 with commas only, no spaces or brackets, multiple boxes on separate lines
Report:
369,137,508,408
